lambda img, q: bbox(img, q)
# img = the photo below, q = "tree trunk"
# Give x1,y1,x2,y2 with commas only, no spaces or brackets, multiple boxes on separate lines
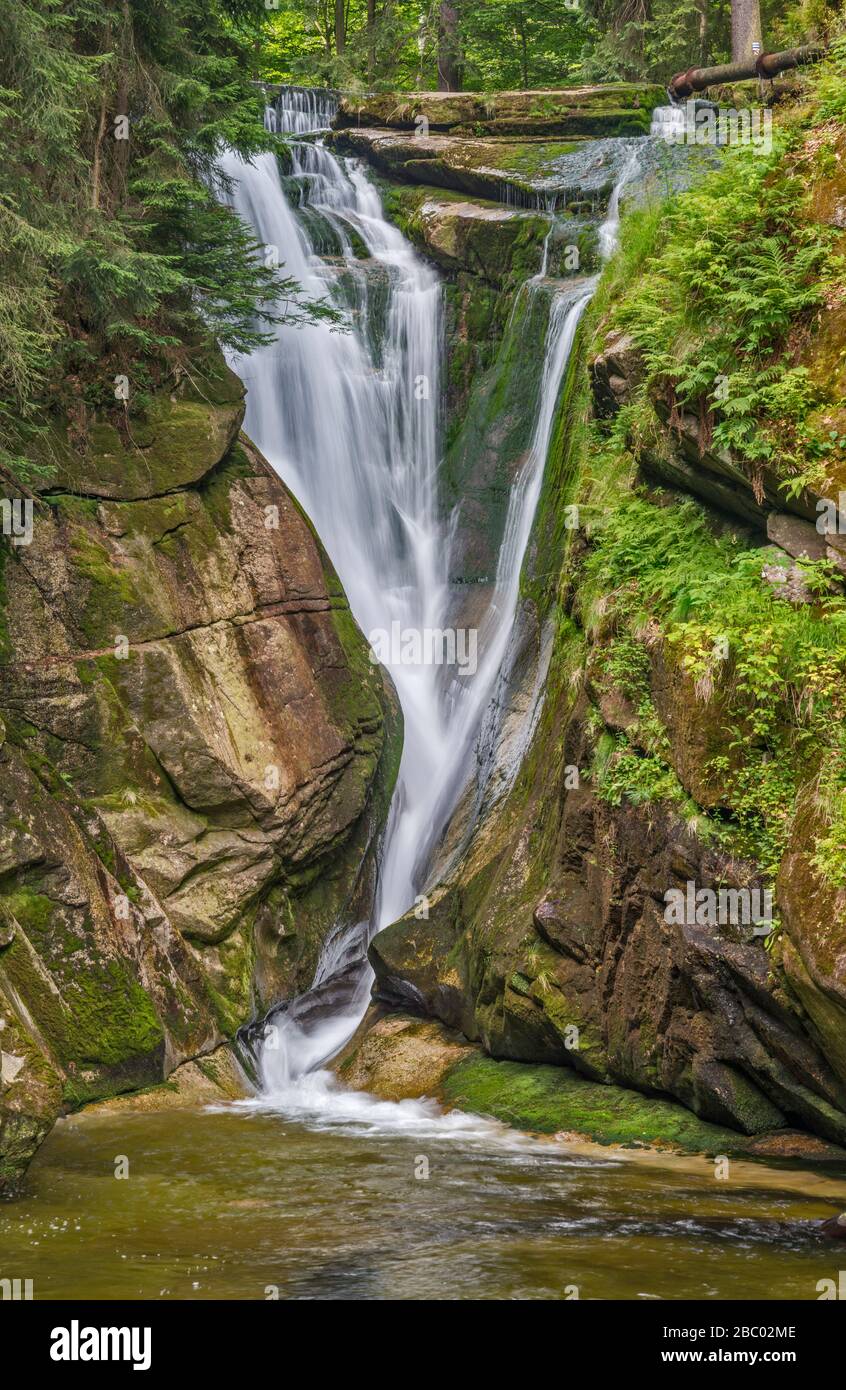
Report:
90,85,109,212
697,0,709,66
90,20,112,213
437,2,462,92
367,0,376,80
731,0,763,63
335,0,346,55
109,1,132,207
318,0,331,58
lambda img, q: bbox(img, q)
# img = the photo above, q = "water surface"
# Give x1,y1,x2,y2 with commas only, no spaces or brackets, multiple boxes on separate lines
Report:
3,1092,843,1301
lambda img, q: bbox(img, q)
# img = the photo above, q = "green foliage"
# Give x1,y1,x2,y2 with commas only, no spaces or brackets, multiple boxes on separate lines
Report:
811,778,846,886
594,731,691,809
610,141,839,483
811,27,846,120
577,33,846,883
580,0,730,83
580,0,821,83
261,1,818,91
453,0,585,91
579,485,846,874
0,0,328,484
262,0,587,91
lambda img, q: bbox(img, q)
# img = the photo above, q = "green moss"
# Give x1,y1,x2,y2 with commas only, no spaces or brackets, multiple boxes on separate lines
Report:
41,378,243,502
198,440,254,534
325,600,387,742
0,886,54,935
0,903,164,1080
444,277,553,581
69,527,139,647
0,1112,56,1193
440,1054,762,1155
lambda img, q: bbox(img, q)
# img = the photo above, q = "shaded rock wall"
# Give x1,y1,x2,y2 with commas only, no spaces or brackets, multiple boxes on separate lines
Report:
0,354,399,1190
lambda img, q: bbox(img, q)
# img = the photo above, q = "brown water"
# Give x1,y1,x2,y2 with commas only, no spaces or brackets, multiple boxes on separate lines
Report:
2,1094,845,1301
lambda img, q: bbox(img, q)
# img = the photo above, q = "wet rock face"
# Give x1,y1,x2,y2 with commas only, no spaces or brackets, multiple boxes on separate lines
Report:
332,127,644,211
334,1008,475,1102
778,796,846,1088
0,357,398,1190
413,199,557,287
371,770,846,1146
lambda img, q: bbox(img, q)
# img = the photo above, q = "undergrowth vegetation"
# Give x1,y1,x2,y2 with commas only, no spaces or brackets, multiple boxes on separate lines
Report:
574,41,846,886
580,478,846,876
603,38,846,500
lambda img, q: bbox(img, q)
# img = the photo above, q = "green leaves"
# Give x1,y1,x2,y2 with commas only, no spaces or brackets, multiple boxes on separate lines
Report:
0,0,334,479
611,136,838,486
580,486,846,876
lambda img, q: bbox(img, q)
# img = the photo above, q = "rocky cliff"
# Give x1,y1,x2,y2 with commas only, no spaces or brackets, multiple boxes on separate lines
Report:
0,352,399,1190
340,77,846,1152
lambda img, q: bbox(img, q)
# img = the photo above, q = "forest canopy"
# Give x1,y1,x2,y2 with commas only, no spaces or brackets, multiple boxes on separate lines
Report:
261,0,837,91
0,0,304,482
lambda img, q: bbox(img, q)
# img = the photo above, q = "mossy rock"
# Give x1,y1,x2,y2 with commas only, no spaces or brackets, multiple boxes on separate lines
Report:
0,353,399,1189
335,85,665,137
440,1053,777,1156
36,362,245,502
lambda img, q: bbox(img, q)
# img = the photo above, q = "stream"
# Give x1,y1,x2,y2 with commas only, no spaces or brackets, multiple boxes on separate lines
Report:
1,1102,843,1299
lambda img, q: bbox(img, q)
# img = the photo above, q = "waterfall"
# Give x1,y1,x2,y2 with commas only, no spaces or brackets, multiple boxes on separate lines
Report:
266,85,339,134
219,98,639,1111
439,146,642,854
650,104,687,142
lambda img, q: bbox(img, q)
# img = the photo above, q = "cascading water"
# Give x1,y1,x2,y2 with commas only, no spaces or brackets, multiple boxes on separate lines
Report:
649,103,688,142
440,146,642,855
220,97,640,1123
266,85,339,134
219,118,450,1083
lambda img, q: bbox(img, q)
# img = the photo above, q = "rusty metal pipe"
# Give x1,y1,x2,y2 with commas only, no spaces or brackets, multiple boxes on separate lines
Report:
668,44,825,98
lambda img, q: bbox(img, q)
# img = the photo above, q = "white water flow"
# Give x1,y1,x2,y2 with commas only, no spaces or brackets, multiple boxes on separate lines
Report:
220,106,639,1122
649,104,687,143
266,86,338,135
